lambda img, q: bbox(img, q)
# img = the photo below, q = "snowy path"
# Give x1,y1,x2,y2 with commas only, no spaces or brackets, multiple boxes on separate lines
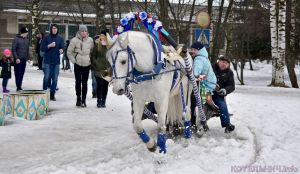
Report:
0,63,299,174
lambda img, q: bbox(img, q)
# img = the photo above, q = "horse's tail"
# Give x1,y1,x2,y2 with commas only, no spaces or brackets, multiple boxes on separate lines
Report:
167,77,192,127
167,94,183,126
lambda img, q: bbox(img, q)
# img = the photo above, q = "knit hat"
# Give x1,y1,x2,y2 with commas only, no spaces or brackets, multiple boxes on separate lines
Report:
219,55,231,63
191,41,204,50
79,25,88,32
3,49,11,57
19,27,28,34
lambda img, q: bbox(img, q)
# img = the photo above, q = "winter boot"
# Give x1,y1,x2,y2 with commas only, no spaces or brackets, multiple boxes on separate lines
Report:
16,87,23,91
97,99,102,108
92,92,97,98
225,123,235,133
50,93,56,101
101,98,106,108
3,87,10,93
81,100,87,107
76,97,81,107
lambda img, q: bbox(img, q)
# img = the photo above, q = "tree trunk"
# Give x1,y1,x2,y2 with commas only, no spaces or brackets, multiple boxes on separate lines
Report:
93,0,106,33
158,0,169,31
183,0,196,45
30,0,41,65
285,0,299,88
270,0,286,87
117,0,121,19
211,0,225,63
208,0,213,19
109,0,116,32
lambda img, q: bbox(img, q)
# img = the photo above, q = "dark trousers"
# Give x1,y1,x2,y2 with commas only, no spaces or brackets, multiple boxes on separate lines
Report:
37,55,43,69
190,81,199,126
74,64,90,101
95,76,109,101
14,60,26,89
2,78,9,88
190,91,197,125
212,94,230,127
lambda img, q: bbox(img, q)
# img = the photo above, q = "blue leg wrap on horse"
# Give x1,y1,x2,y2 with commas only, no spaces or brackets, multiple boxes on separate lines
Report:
157,133,167,154
184,121,192,139
138,130,150,143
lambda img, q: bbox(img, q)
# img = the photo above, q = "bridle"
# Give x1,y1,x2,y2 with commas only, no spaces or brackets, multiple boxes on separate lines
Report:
110,45,136,82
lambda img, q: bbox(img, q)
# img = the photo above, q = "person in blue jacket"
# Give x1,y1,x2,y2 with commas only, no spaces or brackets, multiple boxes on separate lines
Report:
190,41,217,130
41,24,64,101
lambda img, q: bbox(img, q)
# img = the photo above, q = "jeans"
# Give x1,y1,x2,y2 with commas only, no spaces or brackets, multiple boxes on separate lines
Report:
43,64,60,94
95,76,108,101
91,71,97,95
2,78,9,88
14,60,27,89
74,64,90,101
212,94,230,127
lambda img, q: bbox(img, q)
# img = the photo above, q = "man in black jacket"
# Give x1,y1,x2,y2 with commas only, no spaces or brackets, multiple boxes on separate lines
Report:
12,26,30,91
213,56,235,133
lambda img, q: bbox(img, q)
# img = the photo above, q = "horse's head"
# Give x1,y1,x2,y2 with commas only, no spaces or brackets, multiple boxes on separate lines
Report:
106,32,132,95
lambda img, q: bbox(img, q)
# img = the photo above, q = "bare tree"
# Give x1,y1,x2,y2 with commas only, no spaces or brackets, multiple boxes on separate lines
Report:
285,0,299,88
89,0,106,33
158,0,169,31
63,0,88,25
168,0,197,45
211,0,225,63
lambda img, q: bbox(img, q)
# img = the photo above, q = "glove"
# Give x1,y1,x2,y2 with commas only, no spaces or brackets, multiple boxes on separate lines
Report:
217,88,226,96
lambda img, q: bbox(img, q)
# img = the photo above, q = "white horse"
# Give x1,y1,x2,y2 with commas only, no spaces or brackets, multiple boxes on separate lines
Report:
106,31,193,153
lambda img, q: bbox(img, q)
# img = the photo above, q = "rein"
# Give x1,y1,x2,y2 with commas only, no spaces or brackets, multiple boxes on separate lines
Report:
110,45,186,84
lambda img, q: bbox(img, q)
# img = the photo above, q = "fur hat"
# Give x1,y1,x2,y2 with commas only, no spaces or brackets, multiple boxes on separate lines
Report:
19,27,28,34
79,25,88,32
191,41,204,50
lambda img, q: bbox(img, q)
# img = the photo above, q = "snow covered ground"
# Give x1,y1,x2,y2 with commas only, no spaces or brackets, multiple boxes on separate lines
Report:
0,62,299,174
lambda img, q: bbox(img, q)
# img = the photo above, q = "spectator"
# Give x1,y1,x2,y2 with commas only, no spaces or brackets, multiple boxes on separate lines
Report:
67,24,94,107
91,31,111,108
212,56,235,133
91,35,99,99
11,26,30,91
0,49,13,93
62,40,70,70
36,32,43,70
41,24,64,101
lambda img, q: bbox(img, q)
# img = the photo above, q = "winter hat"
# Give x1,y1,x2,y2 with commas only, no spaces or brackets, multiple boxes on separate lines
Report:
219,55,231,63
94,35,100,40
3,49,11,57
191,41,204,50
100,29,109,36
19,27,28,34
79,25,88,32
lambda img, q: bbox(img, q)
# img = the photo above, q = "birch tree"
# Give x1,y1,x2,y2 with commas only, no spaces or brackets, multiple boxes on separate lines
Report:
270,0,286,87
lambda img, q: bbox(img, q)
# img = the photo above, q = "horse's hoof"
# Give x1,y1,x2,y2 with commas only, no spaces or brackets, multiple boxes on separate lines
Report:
147,145,157,152
146,138,156,152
